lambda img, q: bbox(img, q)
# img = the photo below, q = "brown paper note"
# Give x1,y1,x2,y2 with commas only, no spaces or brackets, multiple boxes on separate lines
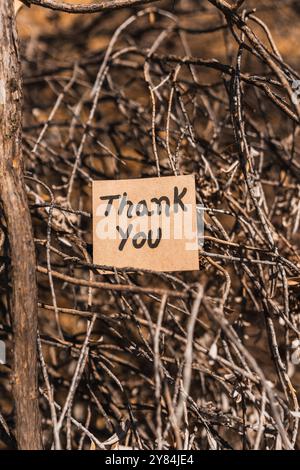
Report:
92,175,199,272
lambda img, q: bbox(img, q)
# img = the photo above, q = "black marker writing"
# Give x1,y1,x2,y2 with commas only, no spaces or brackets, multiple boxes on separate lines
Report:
174,186,187,213
100,194,120,216
99,186,188,251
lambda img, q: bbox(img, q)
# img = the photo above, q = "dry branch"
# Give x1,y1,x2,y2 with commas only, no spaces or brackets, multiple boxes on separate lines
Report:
0,0,42,449
22,0,159,14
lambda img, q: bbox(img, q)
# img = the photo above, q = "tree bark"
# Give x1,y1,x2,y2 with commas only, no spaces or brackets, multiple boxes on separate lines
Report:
0,0,42,450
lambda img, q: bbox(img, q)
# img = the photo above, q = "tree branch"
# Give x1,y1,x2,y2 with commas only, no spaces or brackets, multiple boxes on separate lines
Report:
22,0,160,14
0,0,42,450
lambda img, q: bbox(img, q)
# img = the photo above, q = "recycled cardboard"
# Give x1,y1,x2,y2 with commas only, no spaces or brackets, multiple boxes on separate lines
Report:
92,175,199,272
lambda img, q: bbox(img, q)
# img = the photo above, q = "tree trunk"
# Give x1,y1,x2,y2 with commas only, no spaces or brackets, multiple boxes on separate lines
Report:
0,0,42,450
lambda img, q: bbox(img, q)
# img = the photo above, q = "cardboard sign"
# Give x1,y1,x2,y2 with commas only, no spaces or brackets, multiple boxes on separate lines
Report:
92,175,199,272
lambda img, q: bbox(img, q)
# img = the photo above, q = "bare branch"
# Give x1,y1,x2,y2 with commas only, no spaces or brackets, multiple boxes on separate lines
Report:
23,0,159,14
0,0,42,450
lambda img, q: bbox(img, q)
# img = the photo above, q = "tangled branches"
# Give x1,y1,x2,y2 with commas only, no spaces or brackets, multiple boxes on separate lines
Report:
1,0,300,450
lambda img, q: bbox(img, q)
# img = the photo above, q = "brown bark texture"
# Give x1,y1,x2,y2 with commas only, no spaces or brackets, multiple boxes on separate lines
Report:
0,0,42,450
